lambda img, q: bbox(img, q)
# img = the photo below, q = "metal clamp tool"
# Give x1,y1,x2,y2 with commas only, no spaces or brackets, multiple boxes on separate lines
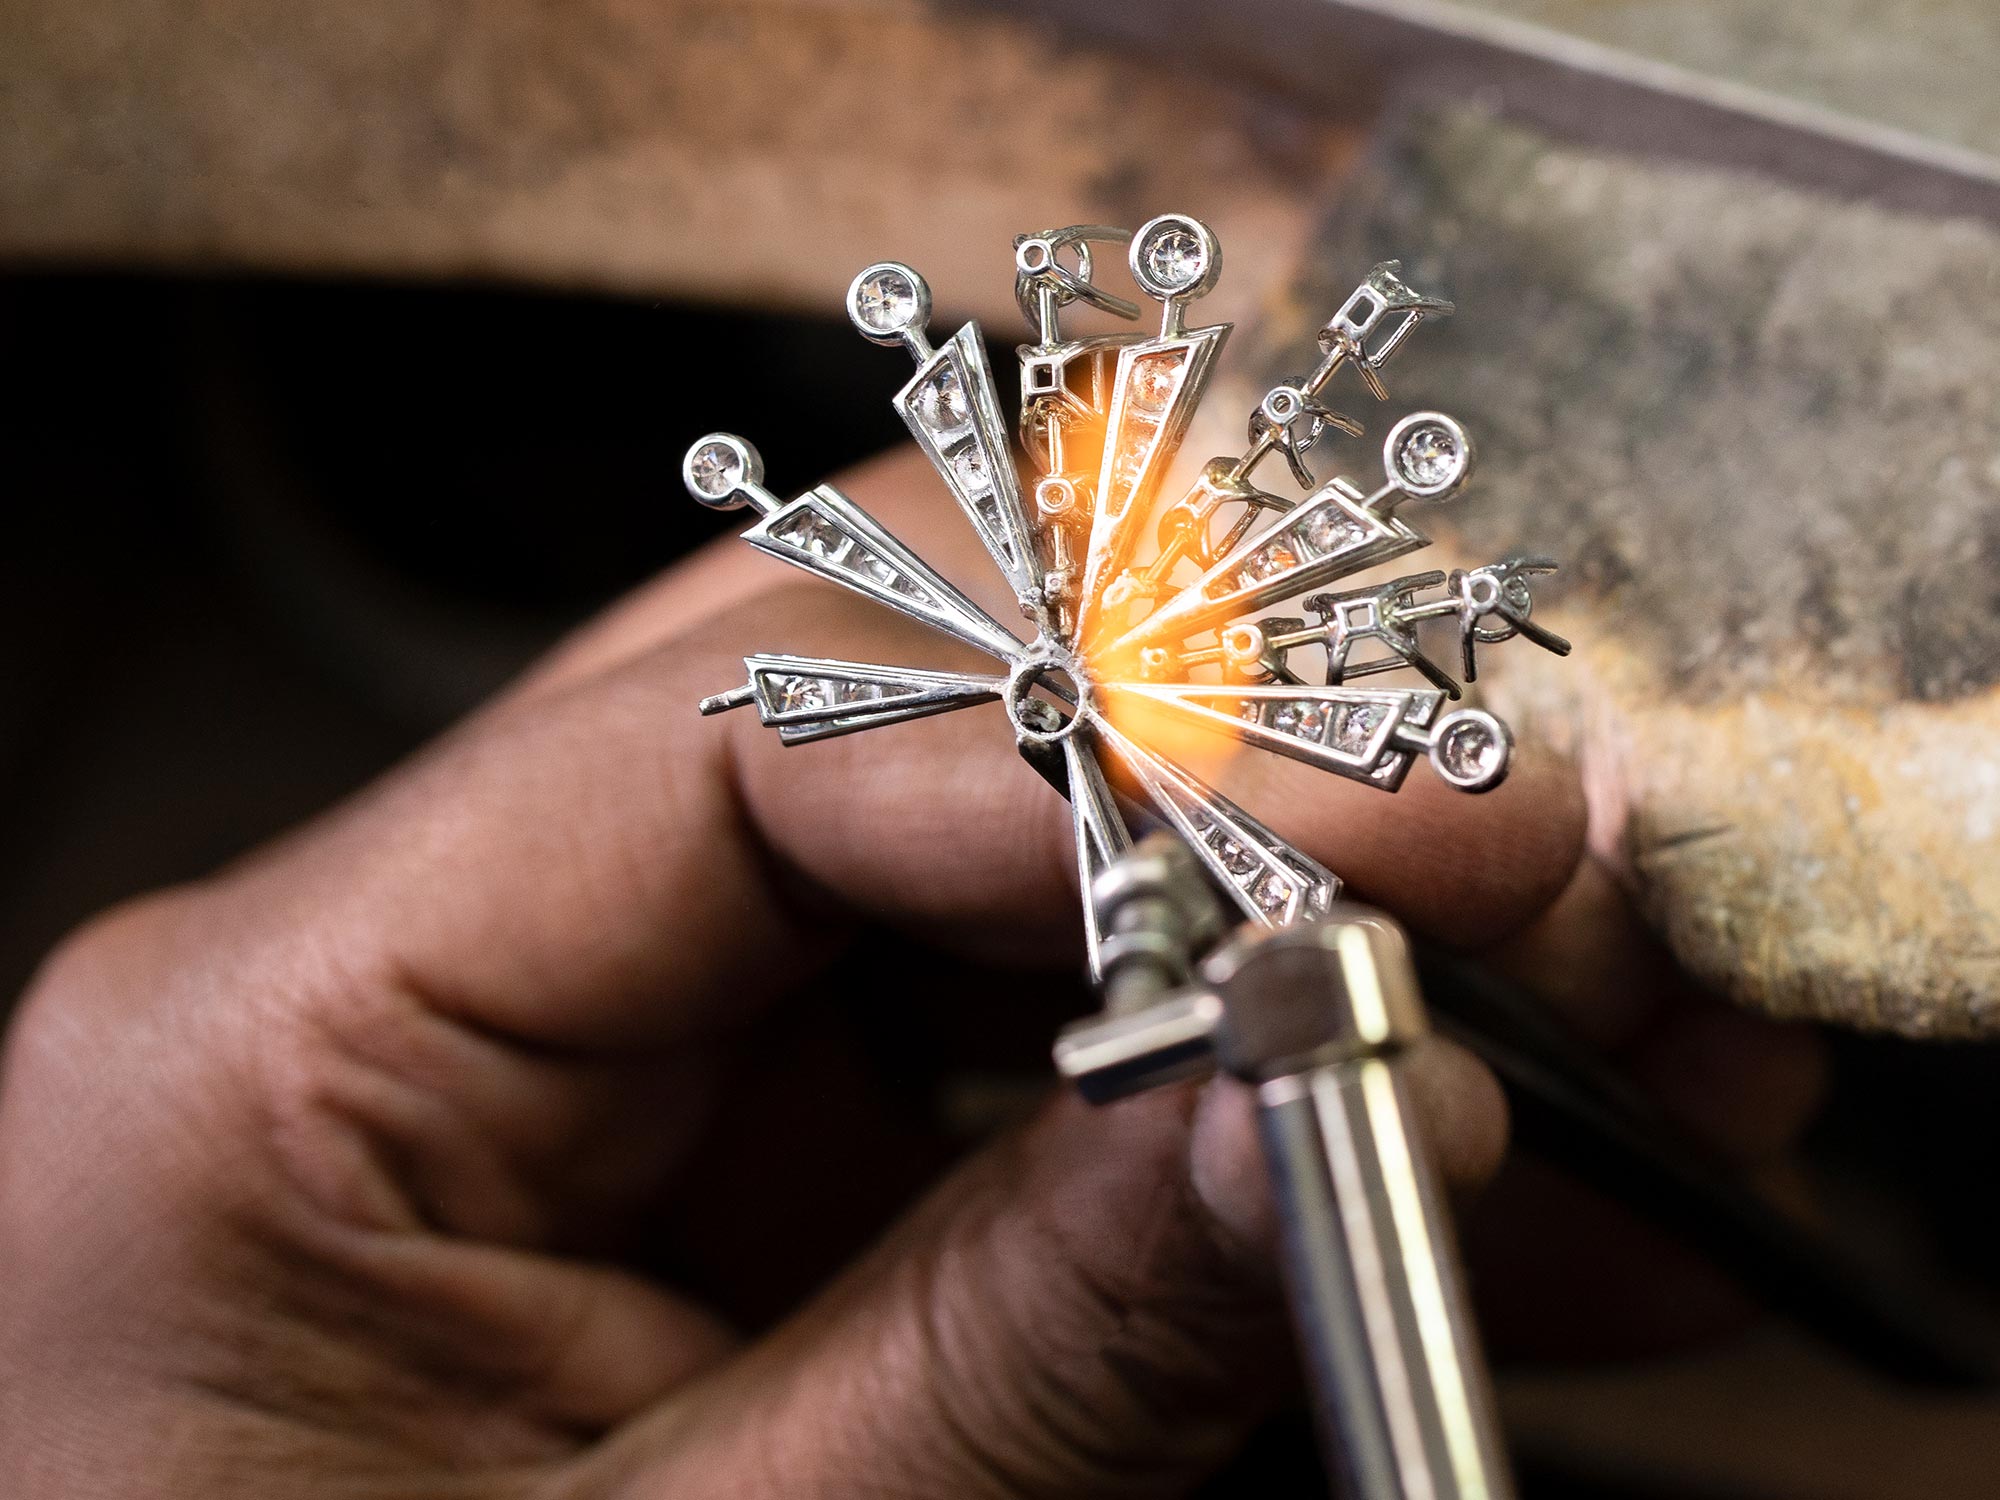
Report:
1056,837,1514,1500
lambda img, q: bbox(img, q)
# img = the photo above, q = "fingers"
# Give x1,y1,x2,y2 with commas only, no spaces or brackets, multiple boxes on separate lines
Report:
209,545,1587,1061
278,587,1084,1051
579,1057,1506,1499
1471,856,1828,1363
1492,857,1828,1164
162,448,1582,1268
333,1233,743,1435
1486,857,1684,1050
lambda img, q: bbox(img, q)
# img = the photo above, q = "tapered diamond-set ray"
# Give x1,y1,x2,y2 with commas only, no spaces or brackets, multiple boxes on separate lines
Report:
679,214,1568,977
1063,736,1134,981
895,328,1040,610
1102,681,1482,792
741,485,1024,664
1074,323,1228,644
703,655,1007,746
1093,718,1339,927
1111,411,1471,657
1118,474,1423,653
856,265,1047,625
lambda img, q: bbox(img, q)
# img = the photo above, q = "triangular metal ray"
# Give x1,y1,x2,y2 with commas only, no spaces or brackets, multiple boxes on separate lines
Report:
1099,682,1446,791
743,484,1025,664
1091,718,1339,926
741,654,1006,745
1112,476,1427,653
894,323,1044,616
1062,736,1135,982
1073,323,1229,645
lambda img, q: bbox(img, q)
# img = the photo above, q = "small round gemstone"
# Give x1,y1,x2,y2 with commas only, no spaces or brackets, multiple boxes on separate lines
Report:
950,443,991,494
1127,352,1180,413
1439,718,1503,781
1140,224,1206,292
779,511,842,557
1245,544,1297,581
1302,507,1365,554
687,440,743,499
853,267,920,335
1396,423,1464,490
777,676,829,713
1111,437,1151,492
914,366,969,430
1215,837,1258,877
1271,700,1326,740
1332,703,1386,753
1253,873,1291,914
852,547,898,585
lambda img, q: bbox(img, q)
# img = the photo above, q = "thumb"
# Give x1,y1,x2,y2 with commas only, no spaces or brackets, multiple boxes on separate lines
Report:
575,1041,1505,1498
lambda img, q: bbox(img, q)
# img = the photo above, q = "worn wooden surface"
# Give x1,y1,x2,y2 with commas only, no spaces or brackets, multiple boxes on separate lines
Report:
1244,109,2000,1035
0,0,1352,329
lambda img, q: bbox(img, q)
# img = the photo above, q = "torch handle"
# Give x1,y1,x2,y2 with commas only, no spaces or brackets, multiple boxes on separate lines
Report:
1258,1054,1514,1500
1059,844,1518,1500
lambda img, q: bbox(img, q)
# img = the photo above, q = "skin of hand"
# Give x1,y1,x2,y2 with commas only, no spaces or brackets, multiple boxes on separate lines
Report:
0,449,1825,1498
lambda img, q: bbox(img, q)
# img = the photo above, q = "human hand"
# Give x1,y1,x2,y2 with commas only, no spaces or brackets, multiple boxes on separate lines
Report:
0,449,1818,1496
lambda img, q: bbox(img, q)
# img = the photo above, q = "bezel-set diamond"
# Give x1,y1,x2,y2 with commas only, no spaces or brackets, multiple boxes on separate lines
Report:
683,217,1571,975
848,262,929,344
683,433,760,506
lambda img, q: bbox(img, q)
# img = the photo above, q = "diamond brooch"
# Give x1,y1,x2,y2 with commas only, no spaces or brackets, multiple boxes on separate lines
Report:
682,215,1570,974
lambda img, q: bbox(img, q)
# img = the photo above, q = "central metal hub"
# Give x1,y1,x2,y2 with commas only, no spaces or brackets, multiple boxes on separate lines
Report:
1005,654,1088,747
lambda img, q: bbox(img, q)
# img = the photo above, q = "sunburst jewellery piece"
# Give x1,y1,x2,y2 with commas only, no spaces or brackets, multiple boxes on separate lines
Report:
682,216,1571,977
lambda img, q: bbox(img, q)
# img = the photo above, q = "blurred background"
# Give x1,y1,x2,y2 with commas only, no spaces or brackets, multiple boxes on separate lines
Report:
6,2,2000,1495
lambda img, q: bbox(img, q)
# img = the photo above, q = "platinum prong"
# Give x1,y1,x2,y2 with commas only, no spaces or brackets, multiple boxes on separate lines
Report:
698,684,757,715
1013,225,1142,334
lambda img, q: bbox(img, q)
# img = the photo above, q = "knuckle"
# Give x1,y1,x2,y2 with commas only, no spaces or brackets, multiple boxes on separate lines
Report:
10,885,215,1058
16,874,460,1239
6,880,322,1211
26,886,202,1001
